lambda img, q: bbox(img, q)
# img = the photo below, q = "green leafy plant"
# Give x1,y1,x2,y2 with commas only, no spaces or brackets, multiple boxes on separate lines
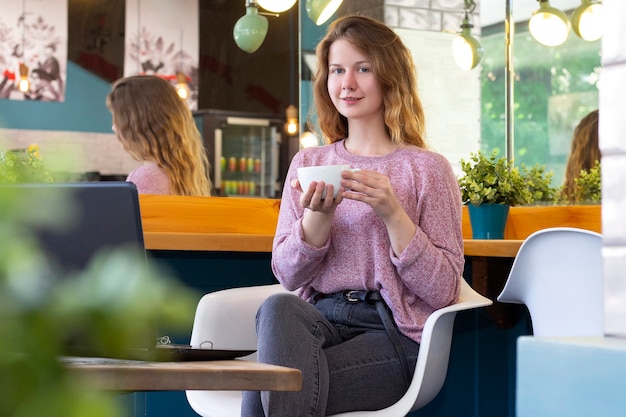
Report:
521,163,558,204
556,160,602,204
0,145,54,183
458,150,532,206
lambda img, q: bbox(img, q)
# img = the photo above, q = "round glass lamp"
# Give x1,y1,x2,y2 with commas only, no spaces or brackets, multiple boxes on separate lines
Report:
18,63,30,93
571,0,604,41
452,19,483,71
284,105,299,136
257,0,297,13
306,0,343,25
175,72,190,100
233,5,269,53
529,0,570,46
299,131,320,148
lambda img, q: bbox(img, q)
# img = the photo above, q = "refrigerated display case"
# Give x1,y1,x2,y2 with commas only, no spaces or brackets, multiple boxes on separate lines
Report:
194,109,288,198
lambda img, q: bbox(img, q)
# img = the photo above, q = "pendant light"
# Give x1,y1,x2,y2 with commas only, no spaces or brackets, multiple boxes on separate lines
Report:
174,31,189,100
256,0,297,13
452,0,483,71
233,0,269,53
284,105,299,136
299,131,319,148
529,0,570,46
306,0,343,26
17,0,29,93
175,72,190,100
571,0,604,41
18,63,30,93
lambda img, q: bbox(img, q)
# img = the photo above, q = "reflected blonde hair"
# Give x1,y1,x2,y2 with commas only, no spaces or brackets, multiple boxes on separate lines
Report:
312,15,426,147
107,75,211,196
563,109,600,199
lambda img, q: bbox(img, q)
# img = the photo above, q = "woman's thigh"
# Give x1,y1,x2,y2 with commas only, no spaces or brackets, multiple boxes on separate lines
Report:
323,321,419,414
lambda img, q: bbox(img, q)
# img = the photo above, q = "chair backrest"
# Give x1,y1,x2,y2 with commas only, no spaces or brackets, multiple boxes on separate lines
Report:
497,227,603,337
187,284,288,417
187,280,492,417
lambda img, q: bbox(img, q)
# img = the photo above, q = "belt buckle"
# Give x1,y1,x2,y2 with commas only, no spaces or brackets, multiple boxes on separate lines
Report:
344,290,360,303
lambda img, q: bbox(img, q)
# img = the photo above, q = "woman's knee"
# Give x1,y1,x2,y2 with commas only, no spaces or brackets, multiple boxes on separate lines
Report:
258,293,302,318
256,293,307,329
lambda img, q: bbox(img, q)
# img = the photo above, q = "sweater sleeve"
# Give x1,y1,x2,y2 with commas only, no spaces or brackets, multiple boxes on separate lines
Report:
388,153,464,310
271,153,331,291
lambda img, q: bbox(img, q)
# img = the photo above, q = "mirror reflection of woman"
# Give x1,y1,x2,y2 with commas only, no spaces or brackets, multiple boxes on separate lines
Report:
106,75,212,196
562,109,600,203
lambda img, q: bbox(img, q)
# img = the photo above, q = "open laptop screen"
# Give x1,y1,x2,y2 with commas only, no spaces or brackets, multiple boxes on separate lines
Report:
13,182,146,273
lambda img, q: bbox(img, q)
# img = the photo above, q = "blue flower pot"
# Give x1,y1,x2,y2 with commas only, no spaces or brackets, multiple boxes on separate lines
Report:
468,204,510,239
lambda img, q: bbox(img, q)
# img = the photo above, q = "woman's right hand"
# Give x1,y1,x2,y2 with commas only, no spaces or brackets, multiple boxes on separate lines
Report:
292,178,342,247
292,178,343,214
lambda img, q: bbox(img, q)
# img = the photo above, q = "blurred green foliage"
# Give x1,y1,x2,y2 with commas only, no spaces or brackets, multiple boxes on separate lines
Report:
0,145,54,184
0,173,199,416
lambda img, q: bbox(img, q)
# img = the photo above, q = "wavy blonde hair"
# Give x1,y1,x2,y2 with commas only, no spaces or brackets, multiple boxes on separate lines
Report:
312,15,426,147
563,109,600,199
107,75,211,196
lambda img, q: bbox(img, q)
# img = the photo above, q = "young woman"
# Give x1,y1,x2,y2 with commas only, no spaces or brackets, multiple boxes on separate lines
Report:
241,15,464,416
106,75,211,196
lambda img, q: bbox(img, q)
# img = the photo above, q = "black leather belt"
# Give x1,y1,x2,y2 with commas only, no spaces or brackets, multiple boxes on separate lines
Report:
313,290,411,387
315,290,374,303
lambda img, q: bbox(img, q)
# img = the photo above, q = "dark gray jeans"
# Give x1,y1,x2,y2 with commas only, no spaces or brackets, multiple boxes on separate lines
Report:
241,292,420,417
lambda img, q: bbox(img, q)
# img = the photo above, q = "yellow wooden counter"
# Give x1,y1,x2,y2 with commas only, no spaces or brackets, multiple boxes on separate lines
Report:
140,195,279,252
139,195,601,258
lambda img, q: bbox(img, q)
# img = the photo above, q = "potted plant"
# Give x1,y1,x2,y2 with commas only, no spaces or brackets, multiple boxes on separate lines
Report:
458,150,532,239
521,163,559,205
556,160,601,205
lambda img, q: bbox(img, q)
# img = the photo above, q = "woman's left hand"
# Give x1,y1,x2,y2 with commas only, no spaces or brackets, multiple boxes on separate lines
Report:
341,169,417,256
340,169,401,220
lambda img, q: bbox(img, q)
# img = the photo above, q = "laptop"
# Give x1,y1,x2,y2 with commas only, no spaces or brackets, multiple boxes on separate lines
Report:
3,182,253,361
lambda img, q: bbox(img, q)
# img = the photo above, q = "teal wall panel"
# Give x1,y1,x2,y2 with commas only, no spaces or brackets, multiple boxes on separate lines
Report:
0,61,112,133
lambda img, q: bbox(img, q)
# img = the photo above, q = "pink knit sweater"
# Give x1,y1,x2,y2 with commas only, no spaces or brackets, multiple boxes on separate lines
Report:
126,163,171,195
272,140,464,343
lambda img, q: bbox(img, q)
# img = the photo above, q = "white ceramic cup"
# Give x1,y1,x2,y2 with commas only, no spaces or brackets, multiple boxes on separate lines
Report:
297,164,359,199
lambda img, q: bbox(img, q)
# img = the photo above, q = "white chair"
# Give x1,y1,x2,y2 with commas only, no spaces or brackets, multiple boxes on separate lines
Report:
186,279,491,417
497,227,603,337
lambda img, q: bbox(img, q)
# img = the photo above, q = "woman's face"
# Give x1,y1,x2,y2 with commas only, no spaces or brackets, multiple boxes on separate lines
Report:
327,39,384,122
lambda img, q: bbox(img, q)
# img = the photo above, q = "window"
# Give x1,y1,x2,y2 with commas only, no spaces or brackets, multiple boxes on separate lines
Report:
480,22,601,186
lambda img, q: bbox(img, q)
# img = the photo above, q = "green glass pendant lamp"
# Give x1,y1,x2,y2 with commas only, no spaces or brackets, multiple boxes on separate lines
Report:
452,0,483,71
571,0,604,41
233,0,343,53
529,0,571,46
257,0,297,13
306,0,343,25
233,0,269,53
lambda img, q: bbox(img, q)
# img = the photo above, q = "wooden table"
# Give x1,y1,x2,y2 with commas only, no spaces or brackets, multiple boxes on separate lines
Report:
463,239,523,258
65,357,302,392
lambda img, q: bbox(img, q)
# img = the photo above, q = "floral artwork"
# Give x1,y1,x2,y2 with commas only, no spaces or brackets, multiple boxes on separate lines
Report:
0,0,67,102
124,0,199,110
